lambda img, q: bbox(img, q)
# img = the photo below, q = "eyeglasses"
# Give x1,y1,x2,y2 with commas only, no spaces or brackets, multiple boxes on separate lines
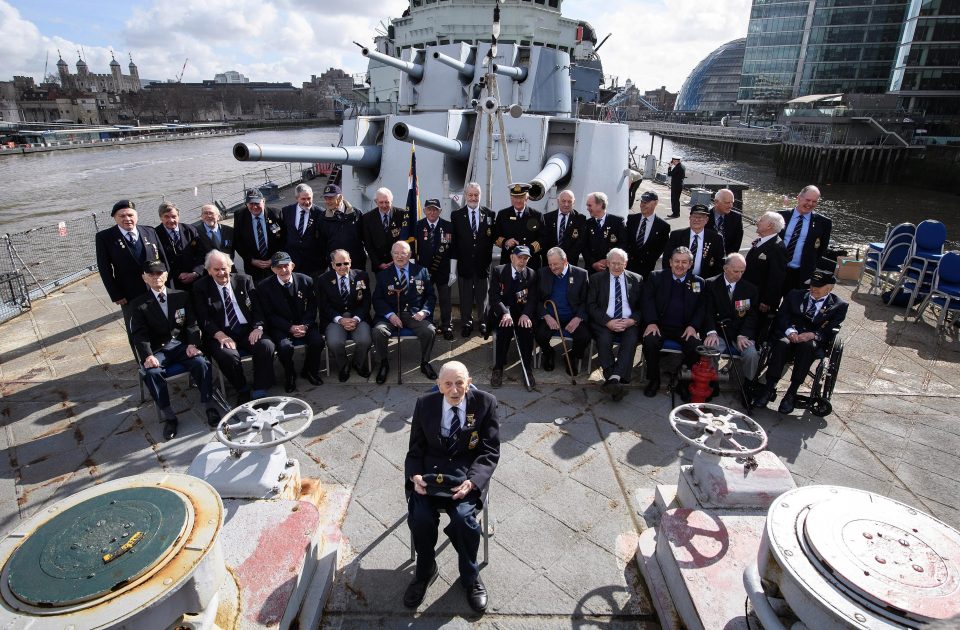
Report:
333,262,350,267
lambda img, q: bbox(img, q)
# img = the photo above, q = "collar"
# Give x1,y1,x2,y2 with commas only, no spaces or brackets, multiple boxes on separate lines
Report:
757,233,776,246
428,221,437,229
726,280,736,290
557,264,569,277
277,276,293,286
690,228,704,236
395,264,408,275
298,205,311,212
511,266,523,277
150,287,166,301
205,224,219,232
122,228,138,238
673,273,687,282
442,396,467,419
467,205,479,212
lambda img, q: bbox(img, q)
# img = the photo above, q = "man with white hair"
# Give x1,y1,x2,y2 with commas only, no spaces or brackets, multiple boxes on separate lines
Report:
404,361,500,614
196,203,234,260
451,182,496,337
582,191,626,273
703,253,760,382
281,183,325,274
705,188,743,255
744,211,788,325
362,187,414,273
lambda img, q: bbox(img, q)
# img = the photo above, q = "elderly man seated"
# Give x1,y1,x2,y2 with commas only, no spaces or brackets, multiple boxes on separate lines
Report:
535,247,590,375
703,253,760,384
404,361,500,614
752,270,848,414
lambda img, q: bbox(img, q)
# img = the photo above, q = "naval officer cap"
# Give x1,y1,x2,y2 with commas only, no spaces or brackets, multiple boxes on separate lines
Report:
424,198,441,209
143,260,167,274
322,184,341,197
639,191,658,202
511,245,532,257
111,200,135,216
270,251,293,266
508,182,531,196
689,204,710,216
809,270,837,287
245,188,264,203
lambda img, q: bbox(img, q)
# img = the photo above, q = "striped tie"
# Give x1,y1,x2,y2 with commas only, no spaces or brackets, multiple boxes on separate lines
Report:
448,407,461,454
786,216,804,260
614,277,623,318
223,286,240,328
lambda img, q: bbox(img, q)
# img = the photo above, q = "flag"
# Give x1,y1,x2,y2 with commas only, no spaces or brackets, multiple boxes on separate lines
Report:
406,141,422,224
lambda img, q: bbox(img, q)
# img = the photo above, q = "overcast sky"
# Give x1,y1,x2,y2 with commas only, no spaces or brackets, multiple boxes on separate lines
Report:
1,0,751,93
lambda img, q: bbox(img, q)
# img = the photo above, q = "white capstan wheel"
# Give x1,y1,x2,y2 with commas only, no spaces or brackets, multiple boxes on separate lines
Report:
668,403,768,456
216,396,313,451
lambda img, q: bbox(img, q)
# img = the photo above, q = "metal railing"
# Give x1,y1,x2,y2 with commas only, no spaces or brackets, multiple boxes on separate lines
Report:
628,121,785,144
0,163,306,324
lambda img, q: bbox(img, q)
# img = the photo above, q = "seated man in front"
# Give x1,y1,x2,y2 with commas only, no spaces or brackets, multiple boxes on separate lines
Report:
404,361,500,614
703,253,761,385
535,247,590,376
371,240,438,384
128,260,218,440
641,246,707,399
752,270,848,414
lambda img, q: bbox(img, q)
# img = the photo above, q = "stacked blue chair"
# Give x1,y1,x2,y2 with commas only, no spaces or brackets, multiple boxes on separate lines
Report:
887,220,947,313
858,223,915,293
913,251,960,331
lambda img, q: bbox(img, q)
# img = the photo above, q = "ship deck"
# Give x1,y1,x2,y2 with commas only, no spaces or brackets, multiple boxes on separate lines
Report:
1,180,959,628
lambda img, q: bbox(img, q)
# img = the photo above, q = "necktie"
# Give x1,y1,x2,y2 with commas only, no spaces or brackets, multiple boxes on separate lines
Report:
558,213,567,241
727,284,734,300
471,210,478,234
297,209,306,235
157,292,166,304
428,223,435,240
210,229,220,248
448,407,461,453
786,215,804,260
751,237,760,248
126,232,135,245
383,213,390,232
805,296,820,318
284,281,293,296
637,217,648,247
716,214,725,234
339,276,348,298
691,233,699,259
170,229,181,251
223,286,240,328
614,277,623,318
256,217,268,258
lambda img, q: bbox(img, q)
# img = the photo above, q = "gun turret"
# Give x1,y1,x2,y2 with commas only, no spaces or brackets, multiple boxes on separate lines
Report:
528,152,572,201
233,143,382,168
361,47,424,82
492,63,528,82
432,51,475,80
392,123,471,161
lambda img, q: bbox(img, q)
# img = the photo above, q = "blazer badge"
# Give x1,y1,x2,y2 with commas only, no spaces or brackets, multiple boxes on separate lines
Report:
465,413,476,428
174,308,186,325
758,253,767,261
468,431,479,450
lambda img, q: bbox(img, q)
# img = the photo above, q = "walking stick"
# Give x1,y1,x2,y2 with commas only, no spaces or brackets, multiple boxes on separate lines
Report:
512,323,534,392
389,278,405,385
544,299,576,385
718,319,751,411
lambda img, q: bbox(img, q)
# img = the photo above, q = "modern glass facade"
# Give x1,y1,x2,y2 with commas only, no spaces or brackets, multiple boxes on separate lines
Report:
739,0,811,104
889,0,960,117
675,38,746,113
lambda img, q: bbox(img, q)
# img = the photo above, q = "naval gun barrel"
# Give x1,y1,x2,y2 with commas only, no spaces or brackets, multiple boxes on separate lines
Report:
432,51,475,79
360,47,424,82
233,142,382,168
528,152,572,201
392,123,471,162
492,63,528,82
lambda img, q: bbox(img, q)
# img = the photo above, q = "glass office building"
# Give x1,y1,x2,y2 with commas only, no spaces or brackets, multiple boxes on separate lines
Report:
889,0,960,118
675,38,746,113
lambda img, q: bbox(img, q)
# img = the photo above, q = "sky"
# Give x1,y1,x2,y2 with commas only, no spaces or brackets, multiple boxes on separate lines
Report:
0,0,752,93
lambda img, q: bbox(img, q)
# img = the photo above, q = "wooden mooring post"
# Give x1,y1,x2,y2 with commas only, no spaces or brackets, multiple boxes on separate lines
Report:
776,142,907,184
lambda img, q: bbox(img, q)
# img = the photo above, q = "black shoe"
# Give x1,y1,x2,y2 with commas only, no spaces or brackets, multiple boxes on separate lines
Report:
668,213,680,218
461,322,473,338
403,563,439,609
491,368,503,388
479,323,488,338
162,419,178,440
752,389,774,408
206,407,222,428
644,379,660,397
542,350,555,371
443,326,455,341
236,389,252,406
338,364,351,382
355,362,372,379
466,577,488,614
376,361,389,385
420,361,438,380
675,381,692,403
284,373,297,393
302,370,323,386
778,392,796,414
612,380,627,402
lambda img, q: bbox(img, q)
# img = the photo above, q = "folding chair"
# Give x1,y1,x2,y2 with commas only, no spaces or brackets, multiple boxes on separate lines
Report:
888,220,947,312
858,222,914,293
914,251,960,331
533,328,590,374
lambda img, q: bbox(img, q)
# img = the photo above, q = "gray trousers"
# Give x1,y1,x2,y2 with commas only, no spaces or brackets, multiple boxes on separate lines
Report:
458,275,488,325
714,338,759,380
325,320,372,370
372,311,436,364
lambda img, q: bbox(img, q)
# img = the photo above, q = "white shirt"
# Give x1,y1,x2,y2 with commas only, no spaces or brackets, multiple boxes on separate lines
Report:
333,274,361,324
636,214,655,243
441,397,468,437
606,273,632,319
755,234,776,247
786,293,830,335
122,228,138,242
689,229,706,275
150,287,168,317
216,280,248,327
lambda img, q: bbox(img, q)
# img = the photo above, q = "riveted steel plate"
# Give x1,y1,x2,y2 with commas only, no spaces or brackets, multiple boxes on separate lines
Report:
6,487,188,607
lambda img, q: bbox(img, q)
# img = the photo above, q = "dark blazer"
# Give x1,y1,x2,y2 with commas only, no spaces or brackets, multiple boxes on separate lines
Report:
194,223,235,260
128,288,200,363
316,268,372,326
536,264,589,321
704,274,759,340
641,270,707,332
779,209,832,278
626,213,670,278
192,273,265,343
317,200,365,270
542,210,588,266
256,272,318,339
95,225,167,303
582,214,627,271
372,263,436,319
414,218,455,284
450,204,496,279
156,222,206,288
775,289,848,346
361,207,414,270
744,236,787,310
493,206,545,266
586,269,644,327
233,207,284,273
706,209,744,255
281,203,325,274
662,228,725,279
488,264,537,320
404,389,501,497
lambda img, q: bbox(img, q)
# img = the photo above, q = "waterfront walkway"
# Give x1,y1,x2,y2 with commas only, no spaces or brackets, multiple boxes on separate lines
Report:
1,187,959,627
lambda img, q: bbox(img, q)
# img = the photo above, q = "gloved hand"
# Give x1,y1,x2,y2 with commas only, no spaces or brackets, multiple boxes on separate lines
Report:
447,260,458,287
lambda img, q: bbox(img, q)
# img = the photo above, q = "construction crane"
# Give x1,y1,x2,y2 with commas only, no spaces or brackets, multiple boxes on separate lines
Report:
176,58,189,83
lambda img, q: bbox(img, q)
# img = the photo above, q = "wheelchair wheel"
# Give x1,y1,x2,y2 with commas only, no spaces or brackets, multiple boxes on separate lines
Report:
809,397,832,417
822,339,844,402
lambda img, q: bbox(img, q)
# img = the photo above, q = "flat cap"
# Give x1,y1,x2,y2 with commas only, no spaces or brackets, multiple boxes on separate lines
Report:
270,251,293,266
111,200,135,216
508,182,531,196
245,188,264,203
322,184,341,197
143,260,167,274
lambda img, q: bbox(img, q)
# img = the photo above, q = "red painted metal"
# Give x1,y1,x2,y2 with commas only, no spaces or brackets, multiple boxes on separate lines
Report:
688,356,717,403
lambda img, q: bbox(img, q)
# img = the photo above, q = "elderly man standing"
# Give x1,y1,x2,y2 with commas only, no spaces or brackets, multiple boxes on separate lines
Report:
318,184,366,272
582,191,626,274
536,247,590,375
415,198,457,341
128,260,217,440
281,183,325,275
451,182,496,337
234,188,284,282
371,240,438,384
587,248,643,401
193,250,275,404
752,270,847,414
257,252,325,392
156,201,205,290
626,190,671,279
542,189,587,267
318,249,372,382
780,185,831,294
404,361,500,614
705,189,743,255
362,187,413,273
488,245,538,388
195,203,234,260
493,183,544,268
744,211,788,338
703,253,760,383
663,204,725,280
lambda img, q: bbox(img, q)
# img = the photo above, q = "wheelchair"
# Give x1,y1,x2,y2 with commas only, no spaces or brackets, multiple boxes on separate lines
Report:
753,327,844,417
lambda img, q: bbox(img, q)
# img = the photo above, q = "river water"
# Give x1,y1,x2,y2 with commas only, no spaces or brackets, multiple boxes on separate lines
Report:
1,126,956,250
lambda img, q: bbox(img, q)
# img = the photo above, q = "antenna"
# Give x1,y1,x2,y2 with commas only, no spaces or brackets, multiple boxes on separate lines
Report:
176,58,189,83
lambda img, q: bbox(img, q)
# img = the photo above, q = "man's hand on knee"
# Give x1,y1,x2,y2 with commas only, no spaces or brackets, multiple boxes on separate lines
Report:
451,479,474,500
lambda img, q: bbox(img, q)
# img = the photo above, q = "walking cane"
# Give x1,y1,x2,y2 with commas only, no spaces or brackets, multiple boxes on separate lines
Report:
544,299,576,385
718,319,751,411
389,278,406,385
512,323,534,392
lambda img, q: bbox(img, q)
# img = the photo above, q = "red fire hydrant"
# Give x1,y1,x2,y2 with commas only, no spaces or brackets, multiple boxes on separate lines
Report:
688,348,719,403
